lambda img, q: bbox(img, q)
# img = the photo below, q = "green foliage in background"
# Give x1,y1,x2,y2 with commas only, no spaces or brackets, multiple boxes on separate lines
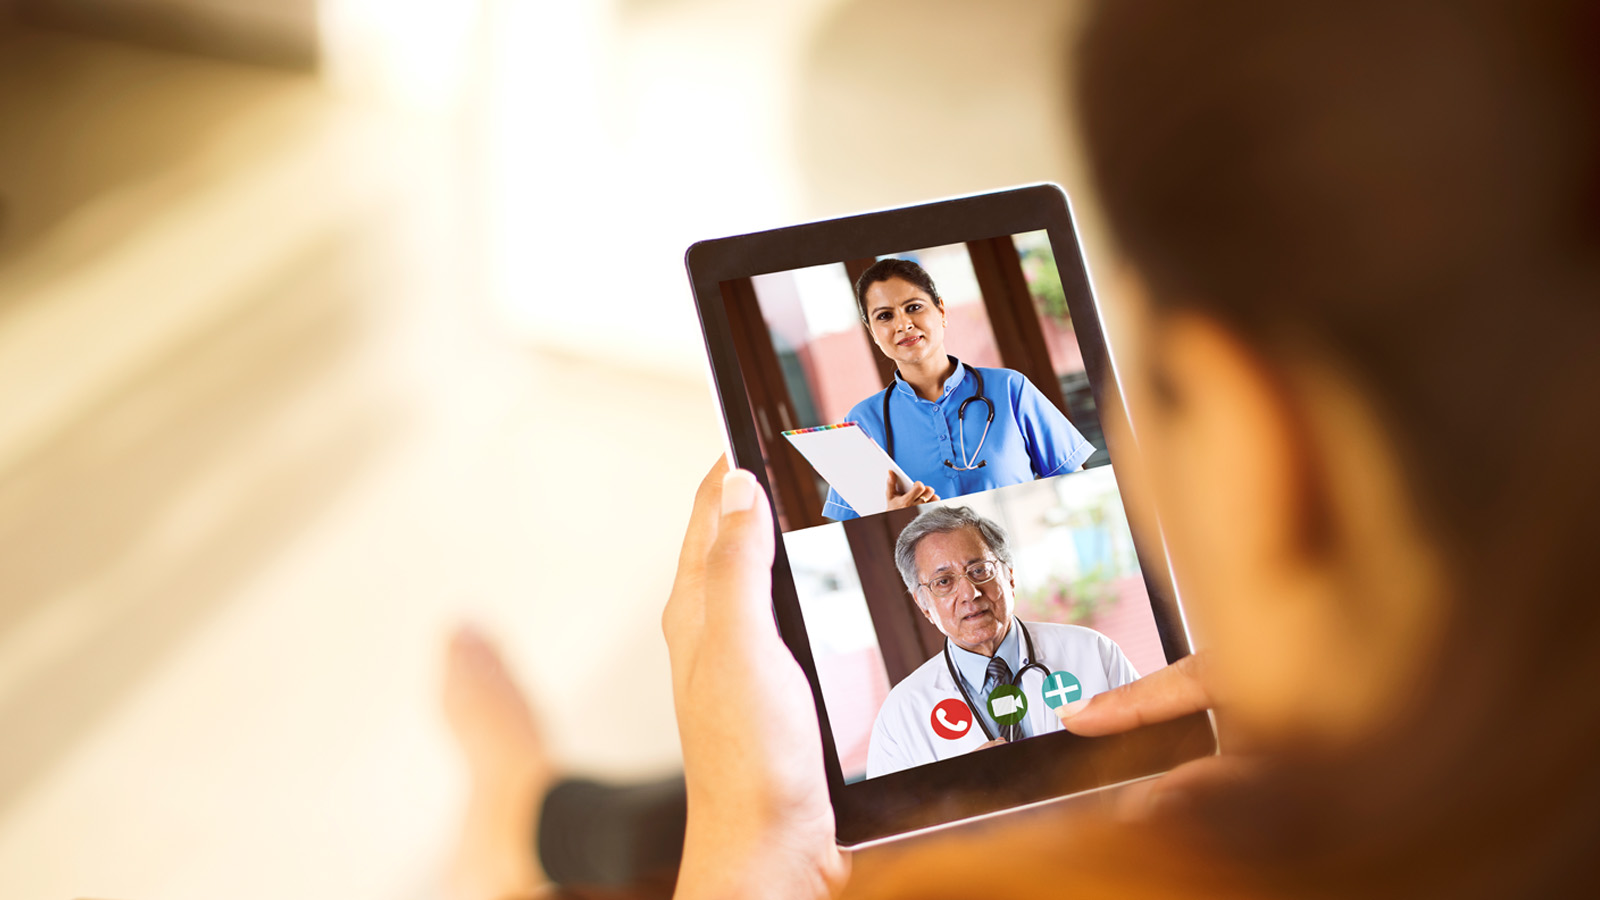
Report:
1015,564,1116,625
1020,244,1069,323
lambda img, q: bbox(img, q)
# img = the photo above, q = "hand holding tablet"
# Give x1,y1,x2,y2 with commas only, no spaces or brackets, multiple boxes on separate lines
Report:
684,184,1215,845
662,460,1218,889
662,462,848,898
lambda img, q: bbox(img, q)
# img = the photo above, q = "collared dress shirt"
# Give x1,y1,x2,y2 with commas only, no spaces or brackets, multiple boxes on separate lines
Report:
946,620,1034,740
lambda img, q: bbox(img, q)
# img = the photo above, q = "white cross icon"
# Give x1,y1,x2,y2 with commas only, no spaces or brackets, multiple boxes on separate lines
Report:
1045,674,1080,706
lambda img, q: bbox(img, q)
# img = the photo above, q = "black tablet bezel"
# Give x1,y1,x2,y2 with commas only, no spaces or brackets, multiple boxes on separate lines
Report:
684,184,1216,846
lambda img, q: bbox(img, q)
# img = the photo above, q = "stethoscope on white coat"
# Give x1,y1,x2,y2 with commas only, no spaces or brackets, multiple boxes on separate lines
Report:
881,361,995,472
942,619,1049,742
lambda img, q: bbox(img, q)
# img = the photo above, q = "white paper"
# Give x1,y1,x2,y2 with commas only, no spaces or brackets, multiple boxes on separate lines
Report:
783,423,913,517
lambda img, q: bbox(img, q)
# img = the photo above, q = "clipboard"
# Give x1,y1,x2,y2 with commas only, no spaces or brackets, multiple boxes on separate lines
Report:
782,422,913,517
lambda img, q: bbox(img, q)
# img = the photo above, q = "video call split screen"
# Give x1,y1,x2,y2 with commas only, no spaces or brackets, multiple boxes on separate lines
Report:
719,230,1168,783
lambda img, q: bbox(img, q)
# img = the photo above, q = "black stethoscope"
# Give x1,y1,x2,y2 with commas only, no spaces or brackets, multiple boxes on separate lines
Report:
942,619,1050,741
881,362,996,472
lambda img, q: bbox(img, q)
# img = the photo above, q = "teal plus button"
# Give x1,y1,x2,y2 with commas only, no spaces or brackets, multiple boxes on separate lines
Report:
1041,671,1082,709
987,684,1028,726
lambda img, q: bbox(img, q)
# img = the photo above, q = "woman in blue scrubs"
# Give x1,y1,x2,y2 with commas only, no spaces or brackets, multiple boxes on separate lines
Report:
821,258,1096,520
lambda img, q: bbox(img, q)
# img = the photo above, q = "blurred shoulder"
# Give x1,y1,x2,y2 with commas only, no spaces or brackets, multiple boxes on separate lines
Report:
844,814,1265,900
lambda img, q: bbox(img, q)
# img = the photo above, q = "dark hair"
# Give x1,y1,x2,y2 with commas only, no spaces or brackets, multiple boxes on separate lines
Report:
853,258,943,324
1076,0,1600,893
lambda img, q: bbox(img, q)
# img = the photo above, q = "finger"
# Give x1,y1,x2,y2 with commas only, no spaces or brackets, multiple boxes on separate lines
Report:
701,469,778,641
890,481,918,506
663,457,730,640
1057,654,1211,737
681,456,730,567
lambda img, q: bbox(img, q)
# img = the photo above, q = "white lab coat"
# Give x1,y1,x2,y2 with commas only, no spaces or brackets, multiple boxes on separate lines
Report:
864,621,1141,779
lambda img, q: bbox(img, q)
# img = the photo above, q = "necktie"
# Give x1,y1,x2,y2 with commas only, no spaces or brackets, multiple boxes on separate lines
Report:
983,656,1020,742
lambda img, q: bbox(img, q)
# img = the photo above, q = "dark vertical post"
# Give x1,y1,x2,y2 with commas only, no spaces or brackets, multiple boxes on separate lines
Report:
965,237,1072,419
844,509,945,685
721,278,824,530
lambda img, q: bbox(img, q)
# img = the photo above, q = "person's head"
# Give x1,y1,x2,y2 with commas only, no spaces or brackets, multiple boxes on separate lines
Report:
894,506,1016,655
855,258,948,369
1074,0,1600,887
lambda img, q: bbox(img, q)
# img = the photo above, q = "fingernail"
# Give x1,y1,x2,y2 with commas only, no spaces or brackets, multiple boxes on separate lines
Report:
722,470,756,514
1055,699,1089,720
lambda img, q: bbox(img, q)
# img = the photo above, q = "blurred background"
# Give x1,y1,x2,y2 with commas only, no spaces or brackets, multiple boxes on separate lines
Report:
0,0,1113,897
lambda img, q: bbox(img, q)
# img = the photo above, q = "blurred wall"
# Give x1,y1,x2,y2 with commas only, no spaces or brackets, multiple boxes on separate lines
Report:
0,0,416,815
0,3,1132,897
794,0,1114,299
798,0,1083,216
17,0,319,65
481,0,1114,380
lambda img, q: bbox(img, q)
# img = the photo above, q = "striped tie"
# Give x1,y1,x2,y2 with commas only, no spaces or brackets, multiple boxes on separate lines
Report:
983,656,1020,742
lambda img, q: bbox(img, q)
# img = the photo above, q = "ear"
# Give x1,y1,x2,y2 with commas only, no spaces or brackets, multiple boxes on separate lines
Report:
913,594,941,631
1111,262,1448,743
1130,311,1319,720
1136,308,1445,736
1145,313,1307,565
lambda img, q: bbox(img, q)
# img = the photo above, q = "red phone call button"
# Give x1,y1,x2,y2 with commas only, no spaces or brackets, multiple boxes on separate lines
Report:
930,698,974,740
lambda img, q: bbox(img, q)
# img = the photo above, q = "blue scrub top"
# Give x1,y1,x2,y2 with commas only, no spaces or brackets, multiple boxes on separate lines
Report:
821,359,1094,521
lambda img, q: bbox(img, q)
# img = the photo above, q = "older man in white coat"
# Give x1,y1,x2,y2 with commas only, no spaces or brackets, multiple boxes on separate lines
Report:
865,506,1140,778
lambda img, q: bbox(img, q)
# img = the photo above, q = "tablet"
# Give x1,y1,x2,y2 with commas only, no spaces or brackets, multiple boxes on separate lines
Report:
684,184,1215,846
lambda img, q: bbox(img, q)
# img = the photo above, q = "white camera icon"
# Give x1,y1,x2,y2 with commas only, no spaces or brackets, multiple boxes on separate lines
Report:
990,694,1025,717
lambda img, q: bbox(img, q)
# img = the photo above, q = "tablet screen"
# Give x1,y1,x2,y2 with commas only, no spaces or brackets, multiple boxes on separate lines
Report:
714,228,1168,783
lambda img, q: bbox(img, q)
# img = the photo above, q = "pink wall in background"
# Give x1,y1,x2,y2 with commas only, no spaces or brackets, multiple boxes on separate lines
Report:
1040,317,1084,376
795,329,882,426
1083,577,1169,678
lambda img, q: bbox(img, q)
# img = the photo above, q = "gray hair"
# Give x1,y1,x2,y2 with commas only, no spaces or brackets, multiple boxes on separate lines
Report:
893,506,1014,595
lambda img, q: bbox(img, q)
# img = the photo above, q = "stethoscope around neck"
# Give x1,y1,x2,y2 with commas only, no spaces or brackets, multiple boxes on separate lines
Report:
882,361,996,471
943,619,1050,742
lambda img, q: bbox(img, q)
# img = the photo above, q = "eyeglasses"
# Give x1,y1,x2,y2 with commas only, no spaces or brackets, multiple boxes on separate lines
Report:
917,560,1003,601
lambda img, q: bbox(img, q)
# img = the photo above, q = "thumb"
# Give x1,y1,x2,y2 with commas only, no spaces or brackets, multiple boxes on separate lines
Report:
701,469,777,639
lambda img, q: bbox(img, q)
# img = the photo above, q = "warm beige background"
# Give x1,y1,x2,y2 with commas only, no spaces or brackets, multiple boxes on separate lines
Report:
0,2,1115,897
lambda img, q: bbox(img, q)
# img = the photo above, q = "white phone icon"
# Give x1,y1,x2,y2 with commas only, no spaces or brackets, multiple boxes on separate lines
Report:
936,707,969,735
